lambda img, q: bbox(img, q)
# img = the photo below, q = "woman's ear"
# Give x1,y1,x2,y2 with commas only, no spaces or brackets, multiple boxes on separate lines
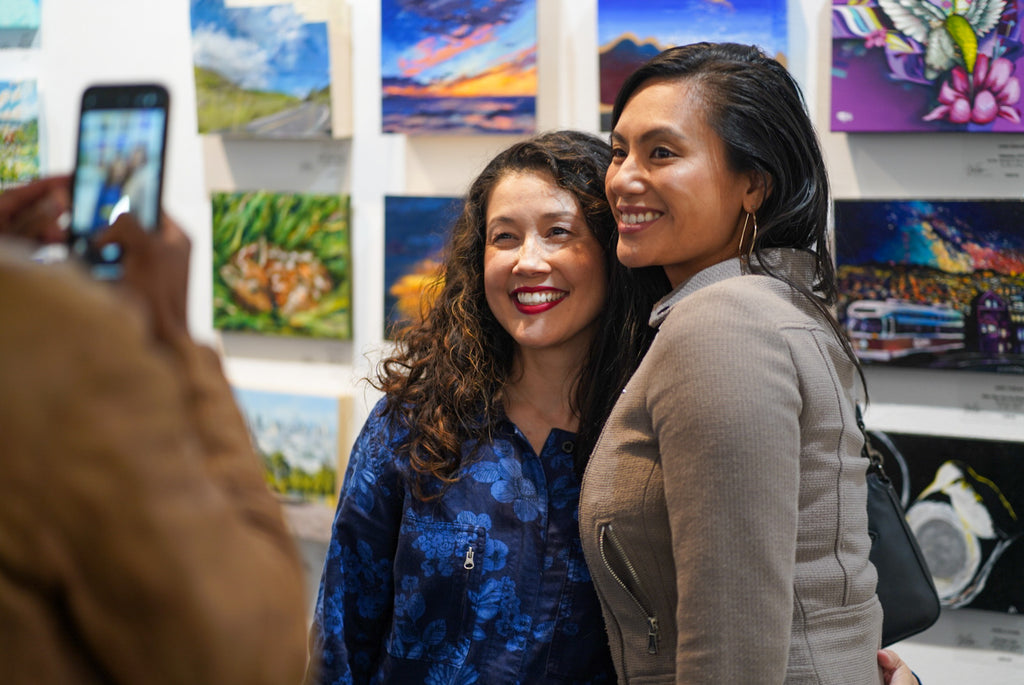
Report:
743,170,772,214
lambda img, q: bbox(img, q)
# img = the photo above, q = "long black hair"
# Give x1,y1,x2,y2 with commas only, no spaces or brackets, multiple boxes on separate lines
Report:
611,42,862,378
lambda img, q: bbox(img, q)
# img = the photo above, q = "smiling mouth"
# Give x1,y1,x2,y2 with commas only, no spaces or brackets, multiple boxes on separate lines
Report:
514,290,566,306
619,210,663,228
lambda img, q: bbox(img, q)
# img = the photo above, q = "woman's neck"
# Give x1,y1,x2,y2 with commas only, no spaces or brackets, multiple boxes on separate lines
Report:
503,347,583,453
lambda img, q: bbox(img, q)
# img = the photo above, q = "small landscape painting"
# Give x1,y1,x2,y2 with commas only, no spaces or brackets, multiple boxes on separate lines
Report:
190,0,334,137
232,386,341,501
0,80,39,189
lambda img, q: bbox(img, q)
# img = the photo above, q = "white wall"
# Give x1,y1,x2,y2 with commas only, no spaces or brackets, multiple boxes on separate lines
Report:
9,0,1024,677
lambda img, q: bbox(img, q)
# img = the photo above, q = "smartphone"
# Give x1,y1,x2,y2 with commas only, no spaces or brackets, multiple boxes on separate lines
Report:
68,83,169,279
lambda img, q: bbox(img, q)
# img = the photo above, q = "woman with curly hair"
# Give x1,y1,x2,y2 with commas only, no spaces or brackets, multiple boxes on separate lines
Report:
307,130,667,684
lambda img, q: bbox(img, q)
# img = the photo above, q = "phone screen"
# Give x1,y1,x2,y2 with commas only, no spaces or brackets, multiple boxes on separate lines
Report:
69,84,169,278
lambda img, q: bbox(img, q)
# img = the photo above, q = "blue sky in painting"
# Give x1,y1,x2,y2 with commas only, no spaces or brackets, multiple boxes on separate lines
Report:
190,0,329,98
381,0,535,85
597,0,787,57
0,0,39,27
0,80,37,121
232,387,339,473
233,387,339,428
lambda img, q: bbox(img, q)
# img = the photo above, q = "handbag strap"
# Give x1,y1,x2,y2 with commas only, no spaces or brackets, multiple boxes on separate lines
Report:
855,404,889,481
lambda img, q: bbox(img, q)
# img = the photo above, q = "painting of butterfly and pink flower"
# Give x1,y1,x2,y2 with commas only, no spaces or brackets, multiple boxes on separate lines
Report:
832,0,1024,132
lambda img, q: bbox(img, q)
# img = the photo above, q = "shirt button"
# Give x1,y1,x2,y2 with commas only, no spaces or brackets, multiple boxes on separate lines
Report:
562,440,574,453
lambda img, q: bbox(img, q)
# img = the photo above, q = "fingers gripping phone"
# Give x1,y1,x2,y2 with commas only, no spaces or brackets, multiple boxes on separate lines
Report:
69,84,169,279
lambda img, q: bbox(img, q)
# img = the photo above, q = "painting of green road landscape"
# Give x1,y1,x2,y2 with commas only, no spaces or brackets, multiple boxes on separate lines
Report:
191,0,334,137
0,80,39,189
212,190,351,338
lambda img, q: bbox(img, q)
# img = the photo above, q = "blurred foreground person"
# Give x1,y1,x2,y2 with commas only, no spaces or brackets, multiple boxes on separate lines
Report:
0,177,308,685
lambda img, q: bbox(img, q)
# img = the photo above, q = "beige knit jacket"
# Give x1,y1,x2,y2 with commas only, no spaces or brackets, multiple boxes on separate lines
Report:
580,251,883,684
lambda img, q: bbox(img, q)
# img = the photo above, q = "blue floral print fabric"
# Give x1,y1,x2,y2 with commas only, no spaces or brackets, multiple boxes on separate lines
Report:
309,399,614,684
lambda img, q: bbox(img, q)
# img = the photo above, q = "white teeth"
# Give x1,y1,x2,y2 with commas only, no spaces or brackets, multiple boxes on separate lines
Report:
621,211,661,226
515,290,565,305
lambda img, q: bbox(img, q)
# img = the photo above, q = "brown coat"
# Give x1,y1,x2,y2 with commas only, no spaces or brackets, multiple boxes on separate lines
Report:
0,240,308,684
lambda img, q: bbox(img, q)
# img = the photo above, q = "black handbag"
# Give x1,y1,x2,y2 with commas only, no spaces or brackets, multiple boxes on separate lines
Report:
857,407,941,646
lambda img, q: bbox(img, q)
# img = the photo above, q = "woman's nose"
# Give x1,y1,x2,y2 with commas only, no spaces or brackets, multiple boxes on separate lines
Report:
512,234,551,274
608,152,644,196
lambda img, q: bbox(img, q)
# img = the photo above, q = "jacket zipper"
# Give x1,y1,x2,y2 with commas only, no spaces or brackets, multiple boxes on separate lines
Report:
599,524,659,654
463,545,475,570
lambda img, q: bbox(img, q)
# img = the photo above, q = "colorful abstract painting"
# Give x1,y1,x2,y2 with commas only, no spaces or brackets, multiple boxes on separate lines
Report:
190,0,333,137
384,194,461,337
212,190,351,338
832,0,1024,132
233,387,340,501
0,0,40,48
598,0,788,130
381,0,537,134
0,80,39,190
867,430,1024,613
835,199,1024,372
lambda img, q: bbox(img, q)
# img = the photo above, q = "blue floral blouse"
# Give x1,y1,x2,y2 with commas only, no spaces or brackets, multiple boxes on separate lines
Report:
309,399,615,685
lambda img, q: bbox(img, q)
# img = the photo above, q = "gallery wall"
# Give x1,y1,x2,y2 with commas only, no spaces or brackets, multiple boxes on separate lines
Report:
12,1,1023,424
6,0,1024,680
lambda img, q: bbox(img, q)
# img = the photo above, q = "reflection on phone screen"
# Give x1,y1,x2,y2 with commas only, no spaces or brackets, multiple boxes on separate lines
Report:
69,105,166,275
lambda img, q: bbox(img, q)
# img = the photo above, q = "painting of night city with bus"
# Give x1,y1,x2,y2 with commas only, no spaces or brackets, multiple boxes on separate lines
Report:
835,199,1024,373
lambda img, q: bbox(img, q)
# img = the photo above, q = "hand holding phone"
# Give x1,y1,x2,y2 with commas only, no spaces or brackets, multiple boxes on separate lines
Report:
69,84,169,279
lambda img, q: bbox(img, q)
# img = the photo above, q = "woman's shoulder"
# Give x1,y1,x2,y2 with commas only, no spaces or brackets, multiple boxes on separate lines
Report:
665,274,797,332
350,397,413,468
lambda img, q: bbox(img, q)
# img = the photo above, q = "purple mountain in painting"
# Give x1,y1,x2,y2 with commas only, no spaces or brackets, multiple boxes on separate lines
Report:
599,34,663,107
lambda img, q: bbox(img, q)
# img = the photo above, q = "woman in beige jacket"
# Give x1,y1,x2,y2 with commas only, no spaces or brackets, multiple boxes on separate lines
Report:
580,43,886,683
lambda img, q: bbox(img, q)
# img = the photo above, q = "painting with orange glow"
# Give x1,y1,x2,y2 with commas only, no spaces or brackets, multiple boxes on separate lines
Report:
384,195,461,337
381,0,536,135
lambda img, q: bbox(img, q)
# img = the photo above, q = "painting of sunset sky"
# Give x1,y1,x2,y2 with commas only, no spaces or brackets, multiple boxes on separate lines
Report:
598,0,787,130
381,0,537,135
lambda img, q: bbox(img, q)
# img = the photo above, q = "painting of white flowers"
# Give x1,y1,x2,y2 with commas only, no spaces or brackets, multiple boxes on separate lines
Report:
832,0,1024,132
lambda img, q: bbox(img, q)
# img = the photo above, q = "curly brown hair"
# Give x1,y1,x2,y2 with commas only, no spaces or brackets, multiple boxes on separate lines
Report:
374,130,668,499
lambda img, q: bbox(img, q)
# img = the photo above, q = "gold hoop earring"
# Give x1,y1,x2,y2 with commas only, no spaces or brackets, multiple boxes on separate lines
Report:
747,212,758,259
738,212,750,257
738,211,758,258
